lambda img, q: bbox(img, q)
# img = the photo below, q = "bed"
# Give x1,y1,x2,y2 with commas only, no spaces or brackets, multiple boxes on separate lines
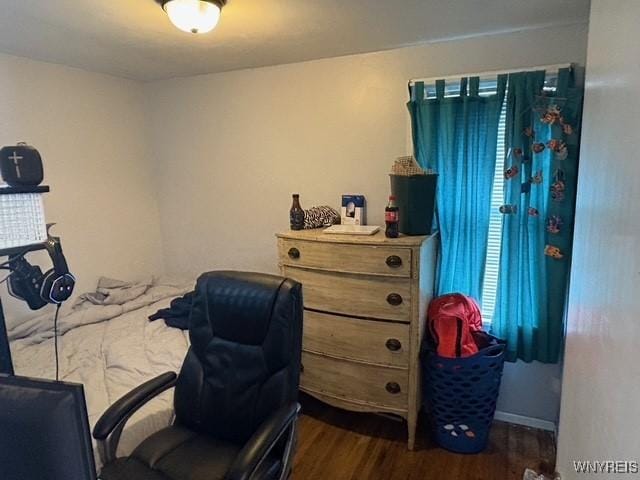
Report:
8,276,193,469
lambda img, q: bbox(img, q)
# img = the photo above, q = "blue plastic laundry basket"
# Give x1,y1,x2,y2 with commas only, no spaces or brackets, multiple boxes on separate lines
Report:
422,339,506,454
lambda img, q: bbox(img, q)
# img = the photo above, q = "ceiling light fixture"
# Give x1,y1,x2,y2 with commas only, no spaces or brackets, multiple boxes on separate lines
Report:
157,0,227,34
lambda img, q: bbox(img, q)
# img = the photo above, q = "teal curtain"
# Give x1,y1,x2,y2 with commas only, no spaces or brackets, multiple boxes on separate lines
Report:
408,76,506,300
492,68,583,363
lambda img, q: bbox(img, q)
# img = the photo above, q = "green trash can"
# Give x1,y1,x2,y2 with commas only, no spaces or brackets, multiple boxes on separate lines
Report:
389,174,438,235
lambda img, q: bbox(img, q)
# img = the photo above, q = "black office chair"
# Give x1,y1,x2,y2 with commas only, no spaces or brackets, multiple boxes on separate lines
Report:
93,271,303,480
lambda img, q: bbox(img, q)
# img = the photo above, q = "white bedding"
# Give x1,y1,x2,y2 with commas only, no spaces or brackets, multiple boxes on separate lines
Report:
10,277,193,469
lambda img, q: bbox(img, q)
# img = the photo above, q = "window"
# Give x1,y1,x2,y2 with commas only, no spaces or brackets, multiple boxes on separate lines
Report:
481,97,507,324
421,73,557,324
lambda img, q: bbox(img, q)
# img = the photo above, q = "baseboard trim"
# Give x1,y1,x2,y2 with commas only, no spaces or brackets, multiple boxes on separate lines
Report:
494,410,556,432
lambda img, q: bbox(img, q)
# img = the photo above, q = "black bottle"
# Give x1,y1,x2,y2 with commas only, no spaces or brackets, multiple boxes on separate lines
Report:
290,194,305,230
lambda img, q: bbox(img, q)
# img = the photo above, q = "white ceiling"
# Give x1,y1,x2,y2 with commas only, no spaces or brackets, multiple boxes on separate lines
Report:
0,0,590,81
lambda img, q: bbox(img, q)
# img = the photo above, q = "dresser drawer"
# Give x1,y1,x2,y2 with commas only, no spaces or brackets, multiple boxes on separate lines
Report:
279,238,412,277
303,311,410,367
301,352,408,410
283,267,411,322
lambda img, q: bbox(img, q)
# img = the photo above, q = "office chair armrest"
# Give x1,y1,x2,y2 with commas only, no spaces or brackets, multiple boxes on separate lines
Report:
226,402,301,480
92,371,177,464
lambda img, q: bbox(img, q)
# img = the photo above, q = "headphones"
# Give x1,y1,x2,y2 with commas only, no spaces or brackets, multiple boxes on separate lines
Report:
7,230,76,310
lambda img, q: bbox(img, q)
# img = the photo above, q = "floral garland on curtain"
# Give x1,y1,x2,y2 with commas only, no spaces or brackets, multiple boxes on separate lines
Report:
493,68,583,363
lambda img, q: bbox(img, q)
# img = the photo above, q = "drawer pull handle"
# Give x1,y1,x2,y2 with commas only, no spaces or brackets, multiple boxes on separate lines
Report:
385,338,402,351
386,382,401,394
386,293,403,306
288,247,301,260
386,255,403,268
300,364,304,373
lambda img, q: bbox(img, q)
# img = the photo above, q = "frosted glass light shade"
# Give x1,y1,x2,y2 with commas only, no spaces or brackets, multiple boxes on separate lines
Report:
0,192,47,250
164,0,222,34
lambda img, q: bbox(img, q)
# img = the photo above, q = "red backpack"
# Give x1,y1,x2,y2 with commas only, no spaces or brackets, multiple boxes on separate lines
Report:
427,293,483,358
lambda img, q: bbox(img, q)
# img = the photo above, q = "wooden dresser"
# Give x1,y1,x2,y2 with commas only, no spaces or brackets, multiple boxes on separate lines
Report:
276,229,437,449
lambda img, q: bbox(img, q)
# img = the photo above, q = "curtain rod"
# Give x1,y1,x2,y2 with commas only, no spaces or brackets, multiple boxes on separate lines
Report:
408,63,573,86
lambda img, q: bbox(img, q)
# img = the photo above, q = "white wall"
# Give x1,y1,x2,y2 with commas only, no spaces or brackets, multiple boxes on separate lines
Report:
145,23,588,423
0,53,165,327
557,2,640,477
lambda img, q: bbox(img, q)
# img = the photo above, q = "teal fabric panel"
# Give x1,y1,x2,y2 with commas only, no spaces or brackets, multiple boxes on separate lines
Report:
492,69,583,363
408,75,506,301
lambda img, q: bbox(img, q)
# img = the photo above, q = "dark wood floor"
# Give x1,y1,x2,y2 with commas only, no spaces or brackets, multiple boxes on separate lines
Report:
293,394,556,480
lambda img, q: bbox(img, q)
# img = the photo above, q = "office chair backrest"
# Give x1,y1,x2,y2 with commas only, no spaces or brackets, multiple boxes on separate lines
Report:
174,271,303,444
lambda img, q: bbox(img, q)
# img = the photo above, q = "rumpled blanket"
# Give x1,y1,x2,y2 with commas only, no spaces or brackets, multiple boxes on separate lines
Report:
73,276,153,309
8,276,192,344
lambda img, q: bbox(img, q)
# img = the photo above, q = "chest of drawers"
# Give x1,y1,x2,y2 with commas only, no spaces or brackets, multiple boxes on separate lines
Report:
276,229,437,449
